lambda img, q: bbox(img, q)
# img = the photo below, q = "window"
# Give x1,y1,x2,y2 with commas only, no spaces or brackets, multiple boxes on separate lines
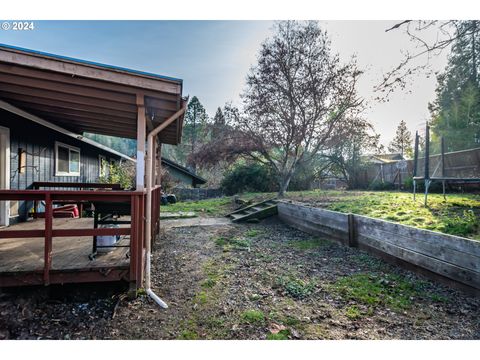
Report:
55,142,80,176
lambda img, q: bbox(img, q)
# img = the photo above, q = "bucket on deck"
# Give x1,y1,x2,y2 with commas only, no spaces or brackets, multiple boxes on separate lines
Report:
96,224,119,253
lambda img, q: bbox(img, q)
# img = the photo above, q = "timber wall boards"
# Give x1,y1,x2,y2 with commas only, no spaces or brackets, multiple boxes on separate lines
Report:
277,201,480,296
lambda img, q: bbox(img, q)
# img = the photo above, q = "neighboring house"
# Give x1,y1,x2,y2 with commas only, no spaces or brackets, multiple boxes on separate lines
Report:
362,153,405,165
161,157,206,188
359,153,410,187
0,104,133,224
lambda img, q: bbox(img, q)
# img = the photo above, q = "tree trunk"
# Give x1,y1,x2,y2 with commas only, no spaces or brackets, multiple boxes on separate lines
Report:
277,173,293,198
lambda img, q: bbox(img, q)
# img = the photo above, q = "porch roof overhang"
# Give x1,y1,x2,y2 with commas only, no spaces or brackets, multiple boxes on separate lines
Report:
0,43,185,144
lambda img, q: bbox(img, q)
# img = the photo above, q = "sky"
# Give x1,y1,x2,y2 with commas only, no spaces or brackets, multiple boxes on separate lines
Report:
0,20,450,146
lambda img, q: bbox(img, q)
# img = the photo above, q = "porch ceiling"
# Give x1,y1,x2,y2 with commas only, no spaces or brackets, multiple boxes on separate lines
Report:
0,44,185,144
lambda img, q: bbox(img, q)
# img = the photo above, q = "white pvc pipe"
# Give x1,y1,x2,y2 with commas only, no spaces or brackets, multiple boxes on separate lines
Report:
144,101,187,309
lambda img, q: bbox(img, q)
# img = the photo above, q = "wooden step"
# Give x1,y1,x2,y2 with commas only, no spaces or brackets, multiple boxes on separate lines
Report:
225,198,277,217
230,204,278,223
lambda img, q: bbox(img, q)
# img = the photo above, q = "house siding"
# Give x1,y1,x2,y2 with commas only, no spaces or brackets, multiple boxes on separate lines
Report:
0,109,121,221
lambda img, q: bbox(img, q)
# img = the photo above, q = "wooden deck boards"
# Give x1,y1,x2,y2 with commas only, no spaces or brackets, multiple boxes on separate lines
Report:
0,218,130,273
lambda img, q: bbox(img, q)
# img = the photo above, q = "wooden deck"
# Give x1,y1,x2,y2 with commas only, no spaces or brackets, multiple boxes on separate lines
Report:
0,217,130,286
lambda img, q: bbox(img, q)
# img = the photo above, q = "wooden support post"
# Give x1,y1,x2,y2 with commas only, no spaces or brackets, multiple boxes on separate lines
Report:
413,131,419,201
348,213,356,247
156,143,162,186
128,195,138,298
136,94,146,191
441,137,446,201
137,194,145,286
44,193,52,285
424,123,430,206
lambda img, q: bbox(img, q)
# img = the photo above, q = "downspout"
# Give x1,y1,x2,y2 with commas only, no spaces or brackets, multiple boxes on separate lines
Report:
145,101,187,308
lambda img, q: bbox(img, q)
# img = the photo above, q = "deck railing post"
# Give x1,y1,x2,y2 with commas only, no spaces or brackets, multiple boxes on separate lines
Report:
129,195,138,298
44,192,53,285
138,194,145,285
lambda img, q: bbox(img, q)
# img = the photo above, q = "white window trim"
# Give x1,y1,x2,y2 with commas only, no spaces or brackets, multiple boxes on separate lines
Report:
55,141,81,177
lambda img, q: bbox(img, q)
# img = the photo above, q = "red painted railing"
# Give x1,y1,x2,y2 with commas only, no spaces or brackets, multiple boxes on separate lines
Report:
0,188,147,287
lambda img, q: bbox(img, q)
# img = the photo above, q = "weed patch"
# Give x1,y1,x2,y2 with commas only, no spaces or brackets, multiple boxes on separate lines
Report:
266,329,290,340
178,330,199,340
345,305,362,320
276,276,315,299
245,229,264,237
289,237,330,250
241,310,265,324
214,236,251,251
332,273,423,311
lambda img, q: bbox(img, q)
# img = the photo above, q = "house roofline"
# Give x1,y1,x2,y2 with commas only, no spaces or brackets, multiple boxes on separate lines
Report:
0,99,135,162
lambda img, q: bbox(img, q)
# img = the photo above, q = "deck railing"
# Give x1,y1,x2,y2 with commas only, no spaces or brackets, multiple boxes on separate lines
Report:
0,184,162,289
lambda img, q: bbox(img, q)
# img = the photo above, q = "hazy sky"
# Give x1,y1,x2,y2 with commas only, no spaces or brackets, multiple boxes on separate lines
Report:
0,20,449,146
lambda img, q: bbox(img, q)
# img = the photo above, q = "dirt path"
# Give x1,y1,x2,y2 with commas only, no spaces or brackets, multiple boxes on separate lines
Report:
1,218,479,339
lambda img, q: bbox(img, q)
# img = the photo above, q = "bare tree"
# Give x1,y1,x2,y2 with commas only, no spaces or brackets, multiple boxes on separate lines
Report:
322,117,383,188
231,21,363,196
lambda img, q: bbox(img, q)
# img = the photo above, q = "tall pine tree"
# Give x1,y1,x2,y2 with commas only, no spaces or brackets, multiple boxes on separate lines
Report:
430,21,480,152
183,96,208,171
388,120,413,158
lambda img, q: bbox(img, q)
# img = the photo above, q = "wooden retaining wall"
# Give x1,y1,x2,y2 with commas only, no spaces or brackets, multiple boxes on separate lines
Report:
278,201,480,294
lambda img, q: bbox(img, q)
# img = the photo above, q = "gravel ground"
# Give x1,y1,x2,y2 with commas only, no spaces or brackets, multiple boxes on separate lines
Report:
1,218,479,340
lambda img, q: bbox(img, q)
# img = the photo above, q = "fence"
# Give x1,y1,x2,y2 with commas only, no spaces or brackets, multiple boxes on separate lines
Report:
277,201,480,294
172,187,223,201
357,147,480,188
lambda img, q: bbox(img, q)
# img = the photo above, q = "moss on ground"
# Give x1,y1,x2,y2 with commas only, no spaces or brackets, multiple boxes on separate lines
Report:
331,273,429,311
241,309,265,324
288,237,331,250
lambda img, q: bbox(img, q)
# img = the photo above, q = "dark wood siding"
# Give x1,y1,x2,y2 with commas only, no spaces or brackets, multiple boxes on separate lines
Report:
0,109,122,221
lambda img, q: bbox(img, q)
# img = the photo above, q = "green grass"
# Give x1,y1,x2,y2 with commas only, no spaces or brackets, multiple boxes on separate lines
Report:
178,330,199,340
165,190,480,238
194,291,208,305
289,237,331,250
214,236,251,251
325,191,480,239
345,305,362,320
245,229,264,237
241,310,265,324
163,197,232,216
266,329,290,340
331,273,426,311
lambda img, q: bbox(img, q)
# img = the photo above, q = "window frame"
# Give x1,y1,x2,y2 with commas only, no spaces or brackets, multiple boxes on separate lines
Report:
55,141,81,177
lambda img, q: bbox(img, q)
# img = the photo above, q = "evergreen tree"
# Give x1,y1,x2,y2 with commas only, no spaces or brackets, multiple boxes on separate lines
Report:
388,120,413,158
430,21,480,152
184,96,208,171
211,107,226,138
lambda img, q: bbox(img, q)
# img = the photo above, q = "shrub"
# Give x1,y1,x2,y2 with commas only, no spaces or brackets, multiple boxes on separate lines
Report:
99,159,134,189
221,162,277,195
368,180,395,191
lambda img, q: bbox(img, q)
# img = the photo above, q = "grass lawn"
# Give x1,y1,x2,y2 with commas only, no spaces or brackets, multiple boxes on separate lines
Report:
162,197,232,217
317,191,479,239
165,190,480,239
